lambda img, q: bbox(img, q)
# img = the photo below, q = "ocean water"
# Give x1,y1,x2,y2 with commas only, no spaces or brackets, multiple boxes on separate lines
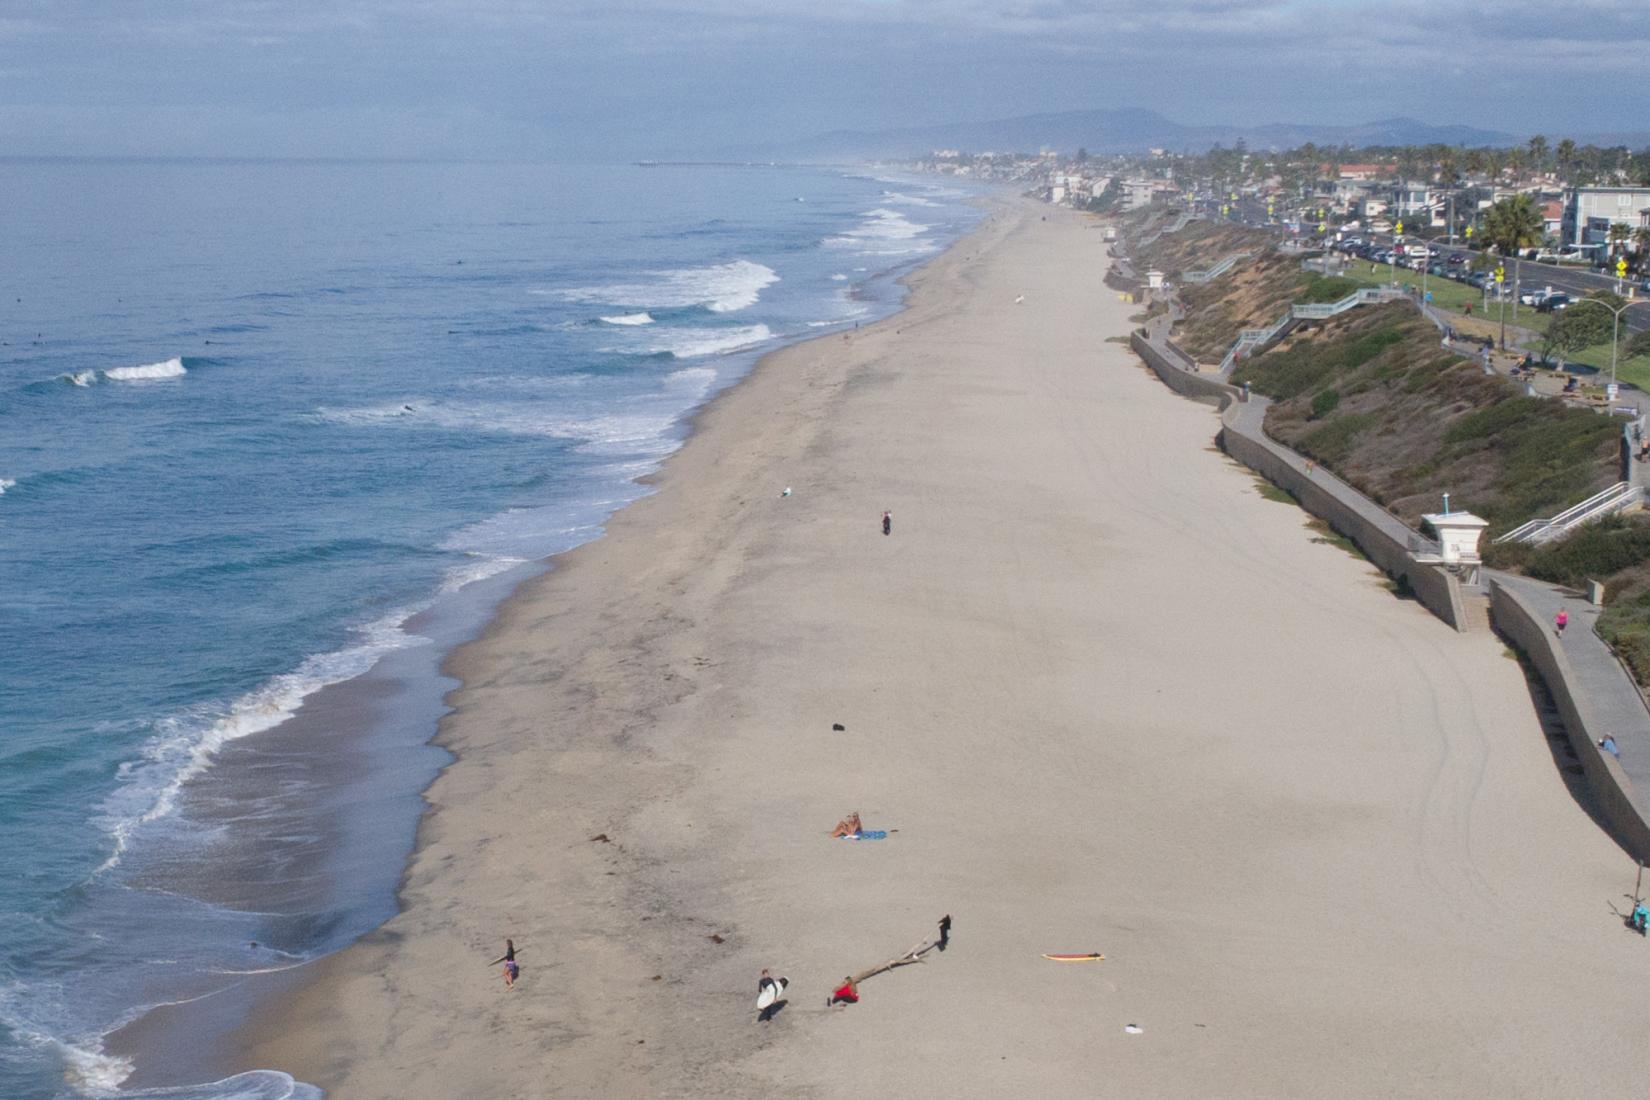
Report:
0,160,983,1098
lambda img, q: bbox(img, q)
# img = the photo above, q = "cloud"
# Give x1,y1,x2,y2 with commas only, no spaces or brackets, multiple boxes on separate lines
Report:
0,0,1643,158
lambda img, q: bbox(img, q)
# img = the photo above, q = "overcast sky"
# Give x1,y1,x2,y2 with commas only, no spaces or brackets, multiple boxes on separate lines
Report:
1,1,1643,160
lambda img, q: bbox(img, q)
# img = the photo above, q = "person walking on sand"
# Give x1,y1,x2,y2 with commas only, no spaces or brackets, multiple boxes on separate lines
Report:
881,510,892,536
492,939,520,988
1555,608,1569,637
757,968,785,1022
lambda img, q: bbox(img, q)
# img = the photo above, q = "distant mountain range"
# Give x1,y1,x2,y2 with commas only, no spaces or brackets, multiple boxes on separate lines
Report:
707,109,1649,162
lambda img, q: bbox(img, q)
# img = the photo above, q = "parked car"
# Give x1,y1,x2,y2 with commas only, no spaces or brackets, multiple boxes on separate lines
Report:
1521,286,1557,307
1536,293,1573,312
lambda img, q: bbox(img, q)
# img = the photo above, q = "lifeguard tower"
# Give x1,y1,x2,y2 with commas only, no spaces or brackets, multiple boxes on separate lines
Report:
1414,496,1489,586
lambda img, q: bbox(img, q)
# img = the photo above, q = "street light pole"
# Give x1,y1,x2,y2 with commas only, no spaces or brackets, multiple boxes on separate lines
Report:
1605,299,1633,403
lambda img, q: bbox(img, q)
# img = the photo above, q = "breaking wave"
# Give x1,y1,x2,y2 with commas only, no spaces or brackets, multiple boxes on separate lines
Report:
640,324,772,359
824,209,935,256
104,357,186,382
554,260,779,314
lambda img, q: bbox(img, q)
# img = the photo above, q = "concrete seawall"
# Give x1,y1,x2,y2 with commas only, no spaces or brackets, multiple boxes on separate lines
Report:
1129,328,1232,408
1128,327,1467,630
1123,240,1650,869
1490,576,1650,863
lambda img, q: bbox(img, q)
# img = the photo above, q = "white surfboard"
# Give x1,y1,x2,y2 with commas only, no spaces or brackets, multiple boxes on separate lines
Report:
756,977,788,1010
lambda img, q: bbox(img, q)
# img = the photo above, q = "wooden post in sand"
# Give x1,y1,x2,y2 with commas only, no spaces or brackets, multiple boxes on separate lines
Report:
1635,861,1643,905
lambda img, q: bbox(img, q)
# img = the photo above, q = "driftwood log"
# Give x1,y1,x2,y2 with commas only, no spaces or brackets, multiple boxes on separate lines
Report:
846,937,940,986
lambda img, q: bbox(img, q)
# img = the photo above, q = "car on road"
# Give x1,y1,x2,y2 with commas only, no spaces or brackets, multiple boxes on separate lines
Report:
1521,287,1558,307
1447,253,1467,266
1536,293,1574,313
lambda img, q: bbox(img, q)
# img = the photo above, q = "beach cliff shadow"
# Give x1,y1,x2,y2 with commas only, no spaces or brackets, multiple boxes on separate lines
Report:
1498,634,1636,859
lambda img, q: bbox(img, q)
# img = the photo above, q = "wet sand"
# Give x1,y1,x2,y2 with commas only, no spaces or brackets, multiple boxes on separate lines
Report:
241,200,1650,1097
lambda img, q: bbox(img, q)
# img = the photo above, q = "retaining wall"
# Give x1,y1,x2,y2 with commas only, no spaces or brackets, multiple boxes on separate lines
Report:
1216,419,1466,630
1490,578,1650,863
1129,330,1233,408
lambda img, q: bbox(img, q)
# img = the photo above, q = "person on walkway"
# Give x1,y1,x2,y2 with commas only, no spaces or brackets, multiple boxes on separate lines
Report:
1598,734,1620,758
1632,901,1649,934
937,914,952,952
881,510,892,536
1555,608,1569,637
492,939,520,988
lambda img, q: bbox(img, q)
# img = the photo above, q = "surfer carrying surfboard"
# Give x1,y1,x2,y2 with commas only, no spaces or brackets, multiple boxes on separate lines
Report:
757,969,788,1021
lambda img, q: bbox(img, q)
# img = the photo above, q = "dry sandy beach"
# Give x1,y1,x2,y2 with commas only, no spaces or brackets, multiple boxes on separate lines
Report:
245,200,1650,1097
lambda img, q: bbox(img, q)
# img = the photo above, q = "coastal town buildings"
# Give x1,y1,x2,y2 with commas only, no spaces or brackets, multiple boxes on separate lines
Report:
1563,186,1650,250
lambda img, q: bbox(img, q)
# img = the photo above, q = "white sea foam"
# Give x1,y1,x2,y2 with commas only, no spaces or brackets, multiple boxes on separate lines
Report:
120,1071,325,1099
318,400,682,454
439,554,529,594
640,324,772,359
0,477,15,495
95,610,430,872
600,312,655,326
104,357,186,382
881,189,939,207
664,366,717,400
830,273,848,281
61,370,97,387
825,209,935,256
555,259,779,314
57,1035,133,1095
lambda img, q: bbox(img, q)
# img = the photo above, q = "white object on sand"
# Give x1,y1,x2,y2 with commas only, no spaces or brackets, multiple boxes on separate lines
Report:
757,977,788,1010
1014,295,1025,304
781,487,792,497
1123,1024,1143,1035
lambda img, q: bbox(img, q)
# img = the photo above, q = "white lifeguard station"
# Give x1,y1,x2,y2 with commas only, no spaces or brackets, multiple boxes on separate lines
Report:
1146,269,1165,290
1414,499,1489,584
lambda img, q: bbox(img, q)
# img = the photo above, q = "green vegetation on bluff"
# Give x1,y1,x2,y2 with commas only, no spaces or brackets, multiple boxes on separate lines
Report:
1230,303,1620,533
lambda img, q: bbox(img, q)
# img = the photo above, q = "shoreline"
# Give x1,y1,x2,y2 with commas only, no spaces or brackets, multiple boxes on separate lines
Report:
229,196,1649,1097
109,190,1009,1093
226,195,1020,1093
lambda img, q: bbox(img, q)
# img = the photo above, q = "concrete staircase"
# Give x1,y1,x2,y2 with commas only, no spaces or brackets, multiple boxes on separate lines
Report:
1493,482,1643,547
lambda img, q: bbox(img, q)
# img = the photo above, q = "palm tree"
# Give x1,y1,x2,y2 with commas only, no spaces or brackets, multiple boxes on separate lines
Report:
1609,222,1631,260
1527,135,1549,174
1635,226,1650,275
1557,138,1577,180
1483,194,1544,348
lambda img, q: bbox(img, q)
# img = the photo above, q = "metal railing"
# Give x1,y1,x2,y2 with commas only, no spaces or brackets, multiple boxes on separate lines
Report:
1184,251,1251,284
1493,482,1644,546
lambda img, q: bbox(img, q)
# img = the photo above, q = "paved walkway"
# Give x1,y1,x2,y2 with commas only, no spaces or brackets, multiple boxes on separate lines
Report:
1132,279,1650,859
1493,572,1650,796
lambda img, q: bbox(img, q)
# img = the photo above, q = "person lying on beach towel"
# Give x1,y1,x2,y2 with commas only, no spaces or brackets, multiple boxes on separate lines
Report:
830,812,862,838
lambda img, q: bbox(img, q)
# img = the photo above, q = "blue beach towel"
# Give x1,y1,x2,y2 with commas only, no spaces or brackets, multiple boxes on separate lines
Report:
842,830,888,840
